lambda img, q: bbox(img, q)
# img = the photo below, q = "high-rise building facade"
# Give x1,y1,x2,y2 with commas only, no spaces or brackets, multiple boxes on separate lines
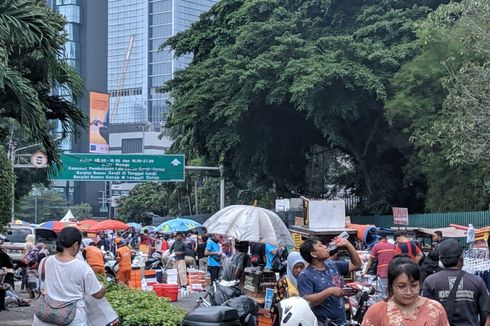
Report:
107,0,218,154
48,0,108,212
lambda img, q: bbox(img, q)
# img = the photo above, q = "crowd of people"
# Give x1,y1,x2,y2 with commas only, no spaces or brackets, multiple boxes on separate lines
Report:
3,223,490,326
266,230,490,326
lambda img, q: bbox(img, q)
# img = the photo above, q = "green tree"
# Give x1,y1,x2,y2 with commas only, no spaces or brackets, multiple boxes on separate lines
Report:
69,203,93,219
15,187,68,223
386,0,490,211
421,0,490,165
0,0,87,165
163,0,446,213
0,145,15,227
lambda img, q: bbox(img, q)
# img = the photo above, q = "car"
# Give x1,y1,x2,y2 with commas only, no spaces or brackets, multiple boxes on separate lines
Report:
1,225,57,263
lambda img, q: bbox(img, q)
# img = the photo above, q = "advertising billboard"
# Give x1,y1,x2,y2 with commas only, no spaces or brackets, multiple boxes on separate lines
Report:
89,92,110,153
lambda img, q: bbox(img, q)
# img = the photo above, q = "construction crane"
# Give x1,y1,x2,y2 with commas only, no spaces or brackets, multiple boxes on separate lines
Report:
106,34,135,220
110,34,136,123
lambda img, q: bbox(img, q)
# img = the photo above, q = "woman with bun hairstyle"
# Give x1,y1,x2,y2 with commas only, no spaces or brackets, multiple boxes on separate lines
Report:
33,227,106,326
362,255,448,326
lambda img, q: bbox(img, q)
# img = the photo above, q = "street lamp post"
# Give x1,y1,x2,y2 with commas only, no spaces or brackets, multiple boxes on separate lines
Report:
7,126,60,223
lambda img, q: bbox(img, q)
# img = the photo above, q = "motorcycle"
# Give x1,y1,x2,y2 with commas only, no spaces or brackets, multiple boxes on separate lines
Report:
344,281,379,324
184,279,258,326
145,252,164,270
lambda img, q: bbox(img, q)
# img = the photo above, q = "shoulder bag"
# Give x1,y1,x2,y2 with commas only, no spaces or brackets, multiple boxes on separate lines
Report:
444,270,465,325
33,256,78,325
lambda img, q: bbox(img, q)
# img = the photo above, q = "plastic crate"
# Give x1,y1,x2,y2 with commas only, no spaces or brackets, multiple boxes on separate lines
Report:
258,315,273,326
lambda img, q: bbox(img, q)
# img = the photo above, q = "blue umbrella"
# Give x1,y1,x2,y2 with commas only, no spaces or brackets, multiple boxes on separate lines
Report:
155,218,202,233
127,222,141,231
142,225,155,233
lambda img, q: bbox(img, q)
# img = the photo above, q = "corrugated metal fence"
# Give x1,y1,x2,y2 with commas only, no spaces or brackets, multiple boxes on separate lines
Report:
351,210,490,228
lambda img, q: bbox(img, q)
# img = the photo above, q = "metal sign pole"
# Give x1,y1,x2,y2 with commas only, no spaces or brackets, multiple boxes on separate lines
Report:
185,165,225,210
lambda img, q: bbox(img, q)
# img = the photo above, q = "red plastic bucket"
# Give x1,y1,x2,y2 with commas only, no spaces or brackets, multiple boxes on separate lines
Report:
161,283,179,302
152,284,165,297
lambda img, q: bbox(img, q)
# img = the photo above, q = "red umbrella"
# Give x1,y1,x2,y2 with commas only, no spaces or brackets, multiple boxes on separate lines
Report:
89,219,130,232
78,219,99,232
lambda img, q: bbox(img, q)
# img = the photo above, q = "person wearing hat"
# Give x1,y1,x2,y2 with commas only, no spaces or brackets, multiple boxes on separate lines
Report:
116,238,131,285
422,238,489,326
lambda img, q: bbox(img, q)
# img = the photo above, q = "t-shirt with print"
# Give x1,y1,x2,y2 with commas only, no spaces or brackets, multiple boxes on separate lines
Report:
371,239,396,278
206,239,221,267
422,269,489,326
298,260,349,325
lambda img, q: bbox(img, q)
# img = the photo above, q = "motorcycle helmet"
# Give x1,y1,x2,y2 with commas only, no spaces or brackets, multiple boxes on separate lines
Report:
277,297,318,326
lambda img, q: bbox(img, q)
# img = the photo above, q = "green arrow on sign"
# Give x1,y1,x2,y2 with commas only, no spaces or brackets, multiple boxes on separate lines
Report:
49,154,185,182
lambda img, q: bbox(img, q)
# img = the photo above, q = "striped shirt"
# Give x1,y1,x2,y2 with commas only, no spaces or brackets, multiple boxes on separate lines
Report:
371,239,396,278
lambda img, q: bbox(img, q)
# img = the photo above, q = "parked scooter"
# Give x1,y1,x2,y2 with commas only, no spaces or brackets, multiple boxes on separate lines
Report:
344,281,377,324
145,252,164,270
185,279,258,325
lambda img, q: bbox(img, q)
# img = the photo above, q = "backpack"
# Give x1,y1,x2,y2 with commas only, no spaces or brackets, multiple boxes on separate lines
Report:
398,241,419,260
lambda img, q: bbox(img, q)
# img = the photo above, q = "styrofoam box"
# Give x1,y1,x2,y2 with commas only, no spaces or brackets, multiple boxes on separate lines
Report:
307,199,345,229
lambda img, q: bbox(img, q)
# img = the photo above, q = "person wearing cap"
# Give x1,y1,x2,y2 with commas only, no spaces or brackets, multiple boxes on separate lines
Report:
83,242,105,275
394,231,424,263
362,232,396,297
116,238,131,285
422,238,489,326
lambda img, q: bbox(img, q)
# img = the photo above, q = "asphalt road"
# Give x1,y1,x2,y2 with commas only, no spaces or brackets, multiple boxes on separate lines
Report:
2,286,203,326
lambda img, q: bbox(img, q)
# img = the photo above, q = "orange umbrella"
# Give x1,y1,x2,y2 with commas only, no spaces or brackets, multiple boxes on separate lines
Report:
78,219,99,232
89,219,130,232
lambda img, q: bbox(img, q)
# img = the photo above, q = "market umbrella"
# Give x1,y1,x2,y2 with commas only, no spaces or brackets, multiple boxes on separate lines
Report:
39,220,77,233
78,219,99,232
142,225,156,233
203,205,294,246
127,222,142,232
155,218,202,233
89,219,130,232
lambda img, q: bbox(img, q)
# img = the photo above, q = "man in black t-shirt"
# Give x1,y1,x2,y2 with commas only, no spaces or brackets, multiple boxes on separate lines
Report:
197,235,208,271
422,239,488,326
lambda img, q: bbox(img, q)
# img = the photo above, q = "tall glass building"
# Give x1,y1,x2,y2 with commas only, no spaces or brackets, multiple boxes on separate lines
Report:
108,0,218,154
47,0,108,210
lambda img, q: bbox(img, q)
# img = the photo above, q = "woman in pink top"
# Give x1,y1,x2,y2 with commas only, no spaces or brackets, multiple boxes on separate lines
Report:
362,256,449,326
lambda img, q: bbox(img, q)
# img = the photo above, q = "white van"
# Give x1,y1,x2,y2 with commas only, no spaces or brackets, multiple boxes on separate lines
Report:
1,225,57,263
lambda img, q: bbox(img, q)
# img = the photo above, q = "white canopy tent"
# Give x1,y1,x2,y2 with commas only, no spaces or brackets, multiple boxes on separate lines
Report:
60,209,76,222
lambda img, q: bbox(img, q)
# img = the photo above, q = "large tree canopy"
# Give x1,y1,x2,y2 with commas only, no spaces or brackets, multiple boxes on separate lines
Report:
0,0,87,165
164,0,448,213
387,0,490,211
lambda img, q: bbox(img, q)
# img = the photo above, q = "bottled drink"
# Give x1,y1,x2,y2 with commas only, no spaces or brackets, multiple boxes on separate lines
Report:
328,231,350,256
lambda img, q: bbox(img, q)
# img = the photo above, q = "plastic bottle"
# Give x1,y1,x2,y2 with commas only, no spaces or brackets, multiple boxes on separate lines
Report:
328,231,350,256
